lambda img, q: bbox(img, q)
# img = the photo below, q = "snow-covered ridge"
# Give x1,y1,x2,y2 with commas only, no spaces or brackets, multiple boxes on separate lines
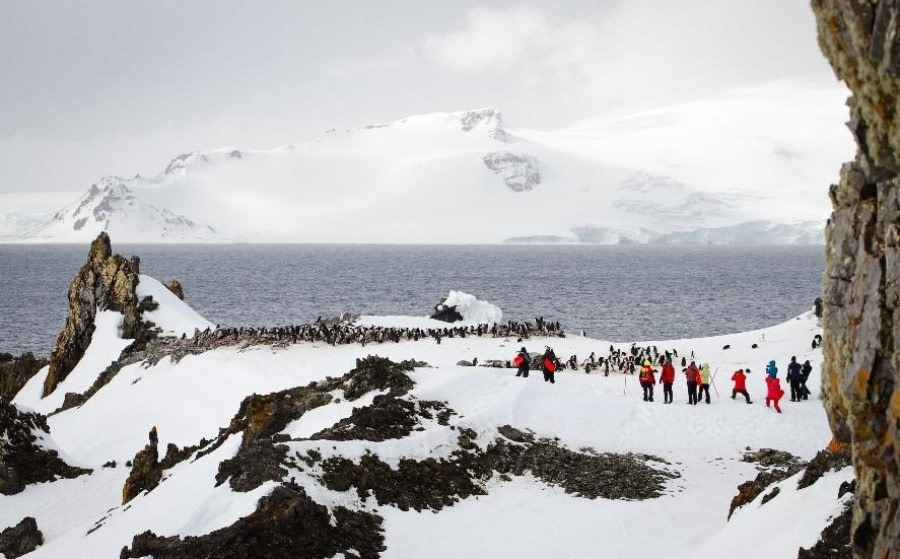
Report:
21,179,218,243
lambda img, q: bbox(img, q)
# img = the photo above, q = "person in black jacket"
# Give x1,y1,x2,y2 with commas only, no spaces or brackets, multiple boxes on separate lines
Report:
542,347,558,384
800,360,813,400
786,356,803,402
514,347,530,378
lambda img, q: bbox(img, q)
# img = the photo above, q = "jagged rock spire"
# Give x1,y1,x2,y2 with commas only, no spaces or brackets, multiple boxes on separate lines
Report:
43,233,142,397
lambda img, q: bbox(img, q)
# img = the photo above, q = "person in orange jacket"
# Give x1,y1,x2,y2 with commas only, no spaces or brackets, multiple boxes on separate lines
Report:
660,359,676,404
639,360,657,402
731,369,752,404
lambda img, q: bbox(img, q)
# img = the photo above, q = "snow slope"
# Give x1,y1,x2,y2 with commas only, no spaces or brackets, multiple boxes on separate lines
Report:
8,80,851,244
2,274,845,558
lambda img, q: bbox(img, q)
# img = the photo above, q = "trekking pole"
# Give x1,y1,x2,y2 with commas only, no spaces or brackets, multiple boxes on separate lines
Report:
711,367,720,397
624,374,627,396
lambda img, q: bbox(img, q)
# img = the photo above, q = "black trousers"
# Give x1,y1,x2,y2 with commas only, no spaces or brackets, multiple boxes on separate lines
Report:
641,381,654,401
543,370,555,383
790,381,802,401
687,382,698,404
732,388,751,403
662,382,673,403
516,366,529,378
698,383,711,403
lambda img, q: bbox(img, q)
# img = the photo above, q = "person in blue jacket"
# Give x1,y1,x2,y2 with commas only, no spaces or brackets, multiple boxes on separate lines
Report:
766,360,778,378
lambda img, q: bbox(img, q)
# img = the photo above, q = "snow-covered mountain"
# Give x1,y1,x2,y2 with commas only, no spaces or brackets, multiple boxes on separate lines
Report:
9,81,852,244
21,178,217,243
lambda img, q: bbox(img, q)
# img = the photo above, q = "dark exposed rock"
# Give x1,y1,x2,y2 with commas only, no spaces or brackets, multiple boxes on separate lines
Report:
122,443,162,504
728,448,807,521
0,352,47,403
811,3,900,555
497,424,534,443
159,442,201,470
799,483,855,559
742,448,805,470
430,298,464,323
320,428,677,512
729,469,799,521
798,449,853,490
215,440,289,492
212,356,418,492
166,279,184,300
761,486,781,505
119,483,385,559
482,152,541,192
312,396,454,442
321,454,484,512
0,403,90,495
474,438,677,501
44,233,143,397
0,517,43,559
341,356,416,401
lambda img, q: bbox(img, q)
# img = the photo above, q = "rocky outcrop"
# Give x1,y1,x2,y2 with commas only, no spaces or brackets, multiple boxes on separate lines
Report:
212,356,418,492
311,397,454,442
318,425,678,512
119,483,385,559
0,352,47,403
165,279,184,300
0,403,90,495
727,448,852,525
482,152,541,192
0,517,43,559
122,443,162,504
811,2,900,557
44,233,143,397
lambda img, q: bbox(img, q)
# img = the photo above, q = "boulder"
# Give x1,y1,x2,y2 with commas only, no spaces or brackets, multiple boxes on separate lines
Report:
165,279,184,300
0,517,43,559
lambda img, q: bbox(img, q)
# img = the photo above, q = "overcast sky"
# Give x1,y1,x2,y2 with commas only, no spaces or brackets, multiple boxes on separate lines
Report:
1,0,842,196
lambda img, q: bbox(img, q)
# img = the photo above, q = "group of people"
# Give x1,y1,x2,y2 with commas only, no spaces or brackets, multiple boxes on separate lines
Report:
515,346,814,414
761,356,813,413
514,346,560,384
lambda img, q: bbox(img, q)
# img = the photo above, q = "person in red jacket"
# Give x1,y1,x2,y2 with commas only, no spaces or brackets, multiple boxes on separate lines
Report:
765,374,784,413
660,359,676,404
685,361,700,405
731,369,752,404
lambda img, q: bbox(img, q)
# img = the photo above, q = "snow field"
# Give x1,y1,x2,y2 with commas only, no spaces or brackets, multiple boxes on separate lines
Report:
3,282,837,558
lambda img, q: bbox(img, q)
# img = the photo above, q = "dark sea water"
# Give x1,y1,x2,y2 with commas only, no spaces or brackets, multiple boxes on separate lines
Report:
0,244,824,356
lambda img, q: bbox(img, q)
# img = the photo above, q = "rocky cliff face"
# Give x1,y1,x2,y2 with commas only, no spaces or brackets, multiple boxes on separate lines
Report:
811,2,900,557
44,233,142,397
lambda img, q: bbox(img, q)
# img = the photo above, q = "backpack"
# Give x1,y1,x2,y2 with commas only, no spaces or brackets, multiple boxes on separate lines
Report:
513,355,525,367
544,358,557,372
